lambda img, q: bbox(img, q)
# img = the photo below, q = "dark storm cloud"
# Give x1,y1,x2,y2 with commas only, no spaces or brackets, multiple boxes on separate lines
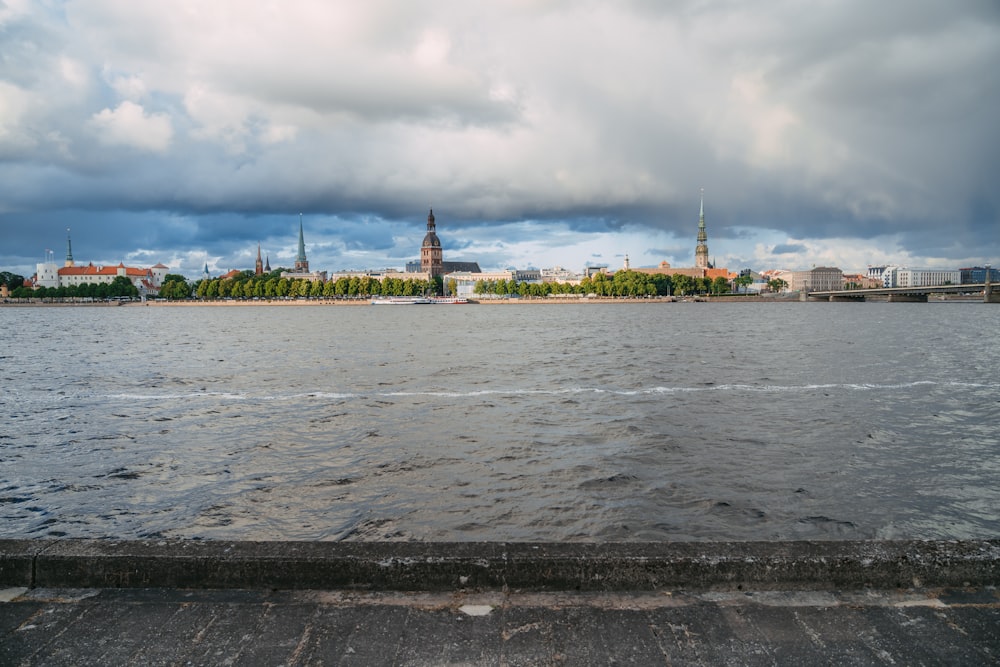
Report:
772,244,807,255
1,0,997,278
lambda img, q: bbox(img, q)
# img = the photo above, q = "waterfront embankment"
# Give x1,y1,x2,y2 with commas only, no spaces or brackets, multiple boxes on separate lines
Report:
3,540,998,664
2,295,796,307
3,539,998,591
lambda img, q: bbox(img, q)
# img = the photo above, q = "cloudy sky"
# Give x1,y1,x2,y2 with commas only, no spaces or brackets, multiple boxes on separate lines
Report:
2,0,998,280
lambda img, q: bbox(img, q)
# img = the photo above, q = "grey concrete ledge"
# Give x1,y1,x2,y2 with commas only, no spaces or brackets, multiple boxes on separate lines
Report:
2,539,998,592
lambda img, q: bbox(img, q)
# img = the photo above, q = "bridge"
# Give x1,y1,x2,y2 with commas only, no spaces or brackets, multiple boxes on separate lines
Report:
804,282,997,303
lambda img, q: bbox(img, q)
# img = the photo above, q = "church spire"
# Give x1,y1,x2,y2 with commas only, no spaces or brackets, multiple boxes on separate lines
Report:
421,207,443,278
695,188,709,269
255,243,264,275
294,213,309,272
65,228,74,267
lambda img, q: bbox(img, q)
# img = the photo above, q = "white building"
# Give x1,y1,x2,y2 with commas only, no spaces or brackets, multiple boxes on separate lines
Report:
897,268,961,287
881,267,961,288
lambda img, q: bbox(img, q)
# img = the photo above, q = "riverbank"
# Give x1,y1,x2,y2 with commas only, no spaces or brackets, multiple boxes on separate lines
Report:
2,295,798,307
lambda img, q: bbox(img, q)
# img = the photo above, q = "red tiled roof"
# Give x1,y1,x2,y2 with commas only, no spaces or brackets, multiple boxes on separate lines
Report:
58,263,150,278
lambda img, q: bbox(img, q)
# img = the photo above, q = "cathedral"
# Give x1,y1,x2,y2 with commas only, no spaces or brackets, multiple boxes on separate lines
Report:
410,209,481,276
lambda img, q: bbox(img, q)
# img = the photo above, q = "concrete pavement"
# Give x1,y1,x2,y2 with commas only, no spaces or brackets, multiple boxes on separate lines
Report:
2,539,999,665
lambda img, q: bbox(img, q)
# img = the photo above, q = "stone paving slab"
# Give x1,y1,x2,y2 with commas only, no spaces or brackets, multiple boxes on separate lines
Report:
2,586,998,666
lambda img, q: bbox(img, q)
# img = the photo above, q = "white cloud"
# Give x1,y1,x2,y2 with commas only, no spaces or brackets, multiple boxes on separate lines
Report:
0,82,32,143
106,72,148,102
90,101,173,152
1,0,997,278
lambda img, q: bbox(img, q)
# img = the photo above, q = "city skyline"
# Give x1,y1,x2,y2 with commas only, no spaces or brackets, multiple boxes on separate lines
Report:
1,2,997,279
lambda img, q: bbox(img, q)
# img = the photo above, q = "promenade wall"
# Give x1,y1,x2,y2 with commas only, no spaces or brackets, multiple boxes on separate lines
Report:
2,539,997,592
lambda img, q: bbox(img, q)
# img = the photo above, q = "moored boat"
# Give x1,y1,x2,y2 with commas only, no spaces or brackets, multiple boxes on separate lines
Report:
371,297,434,305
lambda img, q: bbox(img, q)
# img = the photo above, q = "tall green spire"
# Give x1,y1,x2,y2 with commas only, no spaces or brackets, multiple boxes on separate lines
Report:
296,214,306,262
65,228,74,267
294,213,309,272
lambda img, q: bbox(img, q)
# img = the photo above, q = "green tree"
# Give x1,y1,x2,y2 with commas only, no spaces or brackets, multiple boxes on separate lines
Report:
733,273,753,293
0,271,26,290
161,276,191,300
108,276,138,298
275,278,290,297
359,276,374,297
766,278,788,293
711,276,730,294
671,274,694,296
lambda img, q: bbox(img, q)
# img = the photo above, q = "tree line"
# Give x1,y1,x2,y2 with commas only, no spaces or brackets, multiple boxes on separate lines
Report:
191,270,442,300
4,275,139,300
3,266,789,303
473,271,735,298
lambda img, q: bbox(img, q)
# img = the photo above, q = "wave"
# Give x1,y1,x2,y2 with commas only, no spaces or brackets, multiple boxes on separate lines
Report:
103,380,997,403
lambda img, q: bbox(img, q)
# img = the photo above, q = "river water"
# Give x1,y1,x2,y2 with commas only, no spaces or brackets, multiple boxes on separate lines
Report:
2,302,998,542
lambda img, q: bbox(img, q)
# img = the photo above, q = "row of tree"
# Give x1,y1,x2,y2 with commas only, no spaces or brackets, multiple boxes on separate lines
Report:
6,276,139,300
191,270,442,300
473,271,739,298
3,266,789,302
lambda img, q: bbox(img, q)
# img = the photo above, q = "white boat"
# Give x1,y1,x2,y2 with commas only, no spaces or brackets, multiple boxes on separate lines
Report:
371,297,434,305
431,297,470,304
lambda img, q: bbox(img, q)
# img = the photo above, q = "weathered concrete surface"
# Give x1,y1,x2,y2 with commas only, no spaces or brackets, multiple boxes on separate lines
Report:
2,539,998,591
0,540,36,588
2,586,998,665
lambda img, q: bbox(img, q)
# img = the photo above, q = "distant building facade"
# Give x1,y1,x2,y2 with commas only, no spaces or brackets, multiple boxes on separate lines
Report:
788,267,843,292
540,266,579,282
513,269,541,282
880,267,961,288
959,266,1000,284
842,273,881,289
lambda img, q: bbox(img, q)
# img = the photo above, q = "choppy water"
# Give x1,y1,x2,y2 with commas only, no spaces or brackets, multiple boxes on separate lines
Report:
2,302,998,542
